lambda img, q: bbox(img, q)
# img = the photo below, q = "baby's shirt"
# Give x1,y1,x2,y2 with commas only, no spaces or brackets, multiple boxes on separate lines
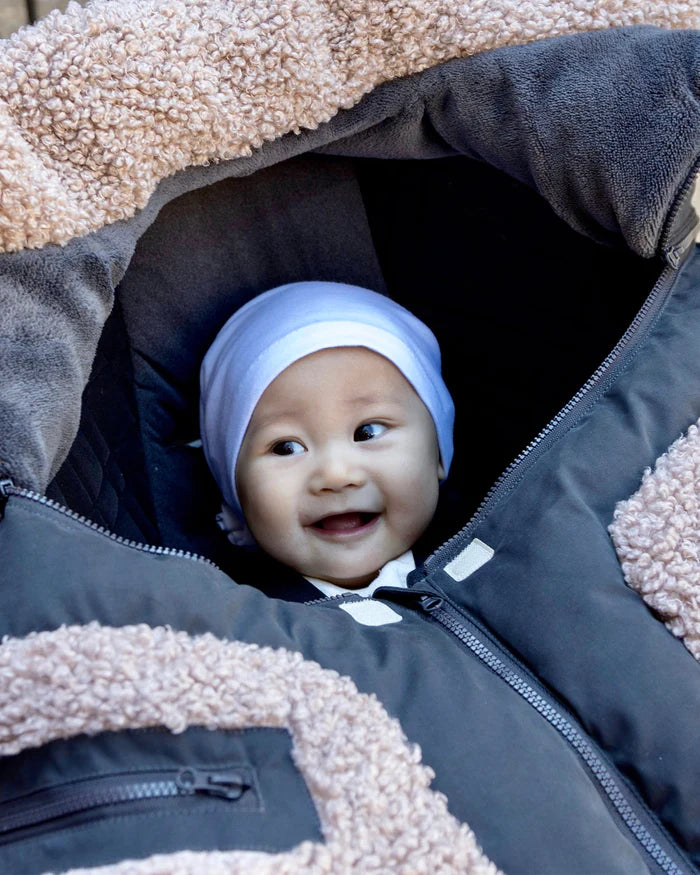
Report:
305,550,415,598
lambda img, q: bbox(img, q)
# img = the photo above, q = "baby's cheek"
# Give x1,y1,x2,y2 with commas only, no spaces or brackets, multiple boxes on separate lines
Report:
397,473,440,531
251,523,298,567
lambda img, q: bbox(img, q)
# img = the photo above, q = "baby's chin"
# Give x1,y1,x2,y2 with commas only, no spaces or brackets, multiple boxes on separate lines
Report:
301,565,381,588
294,559,380,589
297,547,409,588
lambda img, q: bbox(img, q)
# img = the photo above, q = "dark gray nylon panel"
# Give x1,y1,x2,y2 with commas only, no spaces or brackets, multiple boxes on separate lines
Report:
430,249,700,860
0,495,673,874
0,727,320,874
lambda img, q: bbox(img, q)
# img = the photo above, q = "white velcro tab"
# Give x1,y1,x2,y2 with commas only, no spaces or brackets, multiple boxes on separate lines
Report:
444,538,494,582
339,600,403,626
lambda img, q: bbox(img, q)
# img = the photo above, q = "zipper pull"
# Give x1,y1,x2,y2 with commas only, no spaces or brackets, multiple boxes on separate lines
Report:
665,226,698,269
176,768,248,800
419,595,444,613
0,478,14,521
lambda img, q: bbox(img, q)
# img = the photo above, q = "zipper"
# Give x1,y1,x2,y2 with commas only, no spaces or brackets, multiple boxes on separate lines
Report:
0,767,250,836
425,257,679,570
304,593,357,606
660,158,700,268
408,593,691,875
0,480,221,570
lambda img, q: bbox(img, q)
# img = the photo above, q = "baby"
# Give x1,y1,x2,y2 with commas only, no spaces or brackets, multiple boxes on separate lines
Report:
199,281,454,598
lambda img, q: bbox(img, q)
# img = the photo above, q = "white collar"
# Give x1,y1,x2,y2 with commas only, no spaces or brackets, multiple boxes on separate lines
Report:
306,550,416,599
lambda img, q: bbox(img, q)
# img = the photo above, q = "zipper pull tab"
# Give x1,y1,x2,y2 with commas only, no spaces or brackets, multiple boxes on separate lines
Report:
419,595,444,613
176,768,248,800
0,478,14,521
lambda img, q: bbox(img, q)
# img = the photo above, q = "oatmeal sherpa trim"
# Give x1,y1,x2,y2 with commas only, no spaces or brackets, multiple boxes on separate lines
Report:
610,419,700,660
0,0,697,253
0,623,499,875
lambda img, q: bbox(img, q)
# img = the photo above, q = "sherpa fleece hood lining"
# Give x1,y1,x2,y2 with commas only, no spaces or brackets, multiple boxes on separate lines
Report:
0,1,697,256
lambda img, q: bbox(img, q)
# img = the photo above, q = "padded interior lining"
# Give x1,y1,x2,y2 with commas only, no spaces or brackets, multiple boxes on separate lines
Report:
48,153,660,588
46,299,159,545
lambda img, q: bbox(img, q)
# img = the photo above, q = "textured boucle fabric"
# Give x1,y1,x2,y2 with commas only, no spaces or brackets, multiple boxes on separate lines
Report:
0,623,499,875
610,419,700,660
0,0,697,253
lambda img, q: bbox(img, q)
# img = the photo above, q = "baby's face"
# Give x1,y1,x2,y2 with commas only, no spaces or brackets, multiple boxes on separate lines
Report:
236,347,445,588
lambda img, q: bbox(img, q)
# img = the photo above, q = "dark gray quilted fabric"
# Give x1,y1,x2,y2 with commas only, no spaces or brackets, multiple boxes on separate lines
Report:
47,300,159,545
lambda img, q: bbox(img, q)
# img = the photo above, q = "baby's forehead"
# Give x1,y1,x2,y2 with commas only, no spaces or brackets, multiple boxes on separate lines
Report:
267,346,414,394
248,346,421,423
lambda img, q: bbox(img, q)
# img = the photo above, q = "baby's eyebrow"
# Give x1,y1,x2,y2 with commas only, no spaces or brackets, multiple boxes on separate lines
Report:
249,394,398,434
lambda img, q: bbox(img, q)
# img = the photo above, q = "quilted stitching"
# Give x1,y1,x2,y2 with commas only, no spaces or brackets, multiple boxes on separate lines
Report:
47,301,159,544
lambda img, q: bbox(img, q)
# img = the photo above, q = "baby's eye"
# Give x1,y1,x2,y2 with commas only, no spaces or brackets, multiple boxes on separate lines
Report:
353,422,387,442
271,439,305,456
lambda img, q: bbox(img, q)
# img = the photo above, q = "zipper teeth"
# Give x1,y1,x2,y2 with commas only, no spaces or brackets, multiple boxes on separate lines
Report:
433,604,685,875
1,779,180,834
426,261,675,568
2,485,220,570
304,593,360,606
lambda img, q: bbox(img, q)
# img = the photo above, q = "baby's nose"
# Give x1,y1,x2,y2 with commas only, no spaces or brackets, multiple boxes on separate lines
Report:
310,446,365,493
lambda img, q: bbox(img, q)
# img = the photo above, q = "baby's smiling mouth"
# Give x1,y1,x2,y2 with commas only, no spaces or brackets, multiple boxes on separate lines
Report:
310,511,379,533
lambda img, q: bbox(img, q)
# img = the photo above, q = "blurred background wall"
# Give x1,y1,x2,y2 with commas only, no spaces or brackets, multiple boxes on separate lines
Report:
1,1,87,38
